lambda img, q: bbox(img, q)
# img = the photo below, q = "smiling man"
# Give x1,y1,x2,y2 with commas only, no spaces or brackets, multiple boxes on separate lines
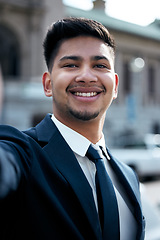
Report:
43,35,118,143
0,18,145,240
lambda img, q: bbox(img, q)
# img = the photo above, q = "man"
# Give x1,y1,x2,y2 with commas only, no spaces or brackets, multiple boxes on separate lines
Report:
0,17,145,240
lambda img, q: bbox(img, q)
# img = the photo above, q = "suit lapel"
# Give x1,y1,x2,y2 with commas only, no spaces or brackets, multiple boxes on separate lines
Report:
107,148,144,239
35,115,102,239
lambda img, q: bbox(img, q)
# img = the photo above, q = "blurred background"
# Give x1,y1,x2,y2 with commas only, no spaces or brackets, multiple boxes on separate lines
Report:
0,1,160,239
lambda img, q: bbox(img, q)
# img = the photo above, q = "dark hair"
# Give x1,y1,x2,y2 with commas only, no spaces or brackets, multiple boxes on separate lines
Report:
43,17,116,71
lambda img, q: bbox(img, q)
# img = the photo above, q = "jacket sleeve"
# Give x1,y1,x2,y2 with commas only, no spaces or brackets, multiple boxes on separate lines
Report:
0,125,32,199
0,144,21,198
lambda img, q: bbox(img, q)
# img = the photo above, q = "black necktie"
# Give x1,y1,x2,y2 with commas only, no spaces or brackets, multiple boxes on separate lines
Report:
86,144,120,240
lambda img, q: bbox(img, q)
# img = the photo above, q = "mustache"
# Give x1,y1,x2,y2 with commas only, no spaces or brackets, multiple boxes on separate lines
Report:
66,84,106,93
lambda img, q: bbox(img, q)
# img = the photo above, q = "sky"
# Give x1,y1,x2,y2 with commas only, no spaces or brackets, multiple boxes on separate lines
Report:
63,0,160,26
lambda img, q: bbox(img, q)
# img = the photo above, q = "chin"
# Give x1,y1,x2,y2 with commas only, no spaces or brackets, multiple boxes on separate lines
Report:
69,109,100,121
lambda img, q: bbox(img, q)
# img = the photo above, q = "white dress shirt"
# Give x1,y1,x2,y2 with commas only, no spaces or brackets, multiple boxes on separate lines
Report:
51,114,137,240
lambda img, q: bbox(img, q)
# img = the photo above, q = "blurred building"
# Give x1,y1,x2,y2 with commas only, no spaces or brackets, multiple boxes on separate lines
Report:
0,0,160,146
0,0,64,128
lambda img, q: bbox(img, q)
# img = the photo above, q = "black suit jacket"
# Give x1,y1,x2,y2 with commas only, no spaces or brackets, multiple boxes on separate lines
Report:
0,114,145,240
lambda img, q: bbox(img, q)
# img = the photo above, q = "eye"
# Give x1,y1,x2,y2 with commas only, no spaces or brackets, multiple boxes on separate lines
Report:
95,64,106,68
63,64,78,68
94,63,111,70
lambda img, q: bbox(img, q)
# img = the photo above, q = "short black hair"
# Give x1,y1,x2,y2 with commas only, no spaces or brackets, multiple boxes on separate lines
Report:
43,17,116,71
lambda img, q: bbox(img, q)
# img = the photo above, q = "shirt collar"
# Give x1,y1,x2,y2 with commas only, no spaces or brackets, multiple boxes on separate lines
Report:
51,114,106,157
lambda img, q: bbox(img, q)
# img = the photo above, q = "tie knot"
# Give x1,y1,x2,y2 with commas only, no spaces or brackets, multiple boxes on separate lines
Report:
86,144,104,163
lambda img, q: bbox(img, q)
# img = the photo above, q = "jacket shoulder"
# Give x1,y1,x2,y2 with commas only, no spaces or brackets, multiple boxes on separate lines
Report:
0,124,29,142
23,127,37,141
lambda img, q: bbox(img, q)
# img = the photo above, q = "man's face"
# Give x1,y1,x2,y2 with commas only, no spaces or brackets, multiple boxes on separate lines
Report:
43,36,118,124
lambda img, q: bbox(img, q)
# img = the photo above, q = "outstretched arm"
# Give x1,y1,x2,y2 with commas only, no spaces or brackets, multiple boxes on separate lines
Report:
0,145,21,198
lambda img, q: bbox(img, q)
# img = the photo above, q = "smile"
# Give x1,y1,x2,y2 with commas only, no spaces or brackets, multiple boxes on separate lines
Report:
74,92,97,97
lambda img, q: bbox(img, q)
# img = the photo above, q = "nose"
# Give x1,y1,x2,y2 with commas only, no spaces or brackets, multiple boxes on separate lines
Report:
75,66,98,83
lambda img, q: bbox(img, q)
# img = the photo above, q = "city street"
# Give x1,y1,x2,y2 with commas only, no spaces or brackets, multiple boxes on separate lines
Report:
143,178,160,217
141,178,160,239
143,178,160,216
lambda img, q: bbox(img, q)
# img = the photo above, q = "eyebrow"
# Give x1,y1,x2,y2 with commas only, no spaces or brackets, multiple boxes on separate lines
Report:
58,55,111,63
91,56,110,61
59,56,82,62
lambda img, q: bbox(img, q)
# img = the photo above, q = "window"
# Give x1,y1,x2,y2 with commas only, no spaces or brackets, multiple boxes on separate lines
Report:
0,25,20,79
148,65,155,96
123,61,131,94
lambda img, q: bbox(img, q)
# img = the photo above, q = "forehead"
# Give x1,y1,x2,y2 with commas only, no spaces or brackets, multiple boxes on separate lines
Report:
55,36,114,61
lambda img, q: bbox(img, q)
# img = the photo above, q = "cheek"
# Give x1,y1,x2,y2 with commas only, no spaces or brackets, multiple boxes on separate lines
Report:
53,72,71,91
103,73,115,92
52,76,71,104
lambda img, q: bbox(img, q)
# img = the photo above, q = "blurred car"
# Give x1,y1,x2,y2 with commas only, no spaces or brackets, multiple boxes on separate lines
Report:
111,134,160,180
140,184,160,240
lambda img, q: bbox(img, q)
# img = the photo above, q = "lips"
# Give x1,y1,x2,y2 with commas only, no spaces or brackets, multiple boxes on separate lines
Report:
68,86,105,98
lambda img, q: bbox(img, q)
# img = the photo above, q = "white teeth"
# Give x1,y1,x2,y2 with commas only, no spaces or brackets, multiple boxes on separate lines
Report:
74,92,97,97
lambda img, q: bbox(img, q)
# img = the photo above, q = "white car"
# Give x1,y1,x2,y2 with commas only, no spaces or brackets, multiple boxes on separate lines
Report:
140,184,160,240
111,134,160,180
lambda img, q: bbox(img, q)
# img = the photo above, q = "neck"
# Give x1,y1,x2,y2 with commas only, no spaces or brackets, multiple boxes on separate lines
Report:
54,114,105,144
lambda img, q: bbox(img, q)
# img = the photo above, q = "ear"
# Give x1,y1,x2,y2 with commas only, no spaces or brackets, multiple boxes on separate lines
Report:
42,72,52,97
113,73,119,100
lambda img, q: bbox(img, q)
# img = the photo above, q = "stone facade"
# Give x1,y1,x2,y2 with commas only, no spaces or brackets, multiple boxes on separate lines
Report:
0,0,64,128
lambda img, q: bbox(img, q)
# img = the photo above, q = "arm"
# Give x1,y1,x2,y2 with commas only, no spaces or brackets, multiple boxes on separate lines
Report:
0,125,32,199
0,144,21,198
